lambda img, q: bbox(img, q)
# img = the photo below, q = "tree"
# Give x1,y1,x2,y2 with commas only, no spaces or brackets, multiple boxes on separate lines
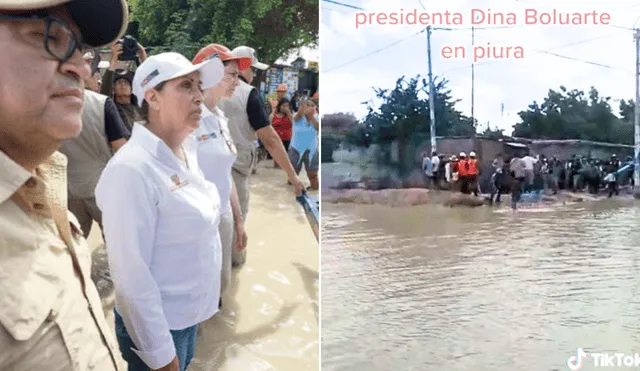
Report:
129,0,318,61
512,86,633,144
320,112,360,162
361,75,475,173
619,99,634,123
482,126,505,139
322,112,359,133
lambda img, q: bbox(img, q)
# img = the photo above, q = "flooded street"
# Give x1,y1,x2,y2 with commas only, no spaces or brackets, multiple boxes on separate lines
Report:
89,163,318,371
322,199,640,371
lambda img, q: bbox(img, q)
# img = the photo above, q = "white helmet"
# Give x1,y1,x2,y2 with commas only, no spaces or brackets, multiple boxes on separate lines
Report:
469,151,476,157
459,152,466,157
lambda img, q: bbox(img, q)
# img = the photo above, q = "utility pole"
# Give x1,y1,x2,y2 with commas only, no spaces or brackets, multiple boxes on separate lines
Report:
634,29,640,190
427,26,437,153
471,26,475,131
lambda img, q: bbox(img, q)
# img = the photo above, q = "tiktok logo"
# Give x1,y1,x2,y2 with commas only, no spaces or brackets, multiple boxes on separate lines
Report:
567,348,589,370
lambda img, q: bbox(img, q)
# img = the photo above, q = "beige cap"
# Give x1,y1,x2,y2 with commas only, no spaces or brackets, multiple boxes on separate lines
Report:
0,0,129,48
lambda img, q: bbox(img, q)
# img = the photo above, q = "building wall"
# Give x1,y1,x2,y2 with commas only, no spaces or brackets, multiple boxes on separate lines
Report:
413,137,513,190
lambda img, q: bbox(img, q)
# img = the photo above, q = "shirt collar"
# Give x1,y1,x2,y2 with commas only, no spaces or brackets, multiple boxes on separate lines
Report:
0,150,32,204
129,123,197,172
0,150,68,204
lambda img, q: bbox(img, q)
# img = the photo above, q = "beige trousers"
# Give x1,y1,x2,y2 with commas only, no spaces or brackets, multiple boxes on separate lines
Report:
231,169,249,265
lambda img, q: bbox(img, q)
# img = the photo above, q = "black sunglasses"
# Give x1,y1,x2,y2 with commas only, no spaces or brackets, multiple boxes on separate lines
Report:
0,13,85,63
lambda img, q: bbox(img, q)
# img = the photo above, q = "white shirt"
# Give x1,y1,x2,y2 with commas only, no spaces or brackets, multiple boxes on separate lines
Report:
431,155,440,172
522,155,538,171
95,124,222,369
193,105,237,216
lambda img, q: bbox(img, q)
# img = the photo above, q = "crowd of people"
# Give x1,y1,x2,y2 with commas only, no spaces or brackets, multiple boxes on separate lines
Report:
0,1,316,371
422,148,632,209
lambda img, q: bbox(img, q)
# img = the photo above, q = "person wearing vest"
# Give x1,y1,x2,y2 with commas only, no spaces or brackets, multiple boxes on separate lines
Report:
59,72,130,239
0,1,128,370
457,152,470,194
218,45,304,266
191,44,250,303
468,151,480,196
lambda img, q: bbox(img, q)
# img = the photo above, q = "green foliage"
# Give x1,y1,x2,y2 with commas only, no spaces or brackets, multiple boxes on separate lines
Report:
129,0,318,61
361,75,475,146
482,126,505,139
513,86,633,144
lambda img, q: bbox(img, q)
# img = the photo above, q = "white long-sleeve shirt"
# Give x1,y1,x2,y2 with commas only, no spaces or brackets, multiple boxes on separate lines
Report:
95,124,222,369
192,105,237,216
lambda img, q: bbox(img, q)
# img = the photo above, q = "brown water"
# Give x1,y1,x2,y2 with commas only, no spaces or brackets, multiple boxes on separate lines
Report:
321,199,640,371
89,163,319,371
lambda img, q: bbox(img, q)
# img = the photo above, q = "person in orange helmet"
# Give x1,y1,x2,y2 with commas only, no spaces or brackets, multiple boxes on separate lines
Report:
192,44,252,303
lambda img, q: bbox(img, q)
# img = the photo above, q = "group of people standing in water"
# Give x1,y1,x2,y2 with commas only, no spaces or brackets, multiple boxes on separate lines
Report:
423,147,633,210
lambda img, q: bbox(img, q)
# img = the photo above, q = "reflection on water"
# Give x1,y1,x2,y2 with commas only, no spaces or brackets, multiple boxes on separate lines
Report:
90,164,318,371
322,200,640,371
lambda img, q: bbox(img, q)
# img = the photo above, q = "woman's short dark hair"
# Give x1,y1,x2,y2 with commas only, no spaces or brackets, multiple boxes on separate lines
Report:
140,81,167,121
276,97,290,113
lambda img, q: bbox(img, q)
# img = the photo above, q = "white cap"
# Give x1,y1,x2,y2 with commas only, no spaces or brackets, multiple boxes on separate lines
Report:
459,152,466,157
232,46,269,70
469,151,476,157
132,52,224,108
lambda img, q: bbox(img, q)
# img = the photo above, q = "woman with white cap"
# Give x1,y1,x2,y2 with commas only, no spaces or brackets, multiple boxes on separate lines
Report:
190,43,252,302
95,52,224,371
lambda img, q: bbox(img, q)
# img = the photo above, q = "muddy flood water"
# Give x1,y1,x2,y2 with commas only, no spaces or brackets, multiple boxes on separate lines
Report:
89,163,319,371
321,198,640,371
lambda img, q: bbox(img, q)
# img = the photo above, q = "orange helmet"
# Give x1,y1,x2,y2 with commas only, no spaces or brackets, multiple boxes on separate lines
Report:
192,44,252,70
276,83,288,92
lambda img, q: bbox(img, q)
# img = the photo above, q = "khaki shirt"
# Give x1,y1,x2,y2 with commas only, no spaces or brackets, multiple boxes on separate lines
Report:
0,151,121,371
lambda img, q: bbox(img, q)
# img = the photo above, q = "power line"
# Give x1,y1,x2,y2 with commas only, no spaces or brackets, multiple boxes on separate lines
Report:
321,6,351,15
323,25,533,73
322,0,364,11
323,29,426,73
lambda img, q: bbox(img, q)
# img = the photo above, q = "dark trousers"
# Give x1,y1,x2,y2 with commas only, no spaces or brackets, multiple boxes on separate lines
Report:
469,175,478,196
511,177,525,209
490,174,504,204
460,176,470,194
114,310,198,371
607,182,619,198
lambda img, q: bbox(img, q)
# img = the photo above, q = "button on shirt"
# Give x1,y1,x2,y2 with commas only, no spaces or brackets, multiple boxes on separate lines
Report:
95,124,222,369
0,151,120,371
193,105,237,216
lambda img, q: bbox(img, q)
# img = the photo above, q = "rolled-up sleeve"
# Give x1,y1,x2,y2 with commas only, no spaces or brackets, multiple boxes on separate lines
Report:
95,165,176,369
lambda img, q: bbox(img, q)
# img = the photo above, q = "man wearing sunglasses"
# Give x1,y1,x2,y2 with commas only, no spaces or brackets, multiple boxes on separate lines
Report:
0,1,129,370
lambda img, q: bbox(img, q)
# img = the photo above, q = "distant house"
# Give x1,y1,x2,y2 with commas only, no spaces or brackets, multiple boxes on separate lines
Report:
262,57,318,99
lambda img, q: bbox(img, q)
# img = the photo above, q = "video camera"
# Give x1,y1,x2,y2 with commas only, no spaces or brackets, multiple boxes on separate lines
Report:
117,35,138,61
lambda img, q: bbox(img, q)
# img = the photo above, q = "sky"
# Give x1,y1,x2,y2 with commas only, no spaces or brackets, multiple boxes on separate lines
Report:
321,0,640,135
276,46,320,66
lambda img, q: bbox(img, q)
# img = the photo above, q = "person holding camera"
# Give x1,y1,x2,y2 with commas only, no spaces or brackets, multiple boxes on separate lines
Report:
100,36,148,131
